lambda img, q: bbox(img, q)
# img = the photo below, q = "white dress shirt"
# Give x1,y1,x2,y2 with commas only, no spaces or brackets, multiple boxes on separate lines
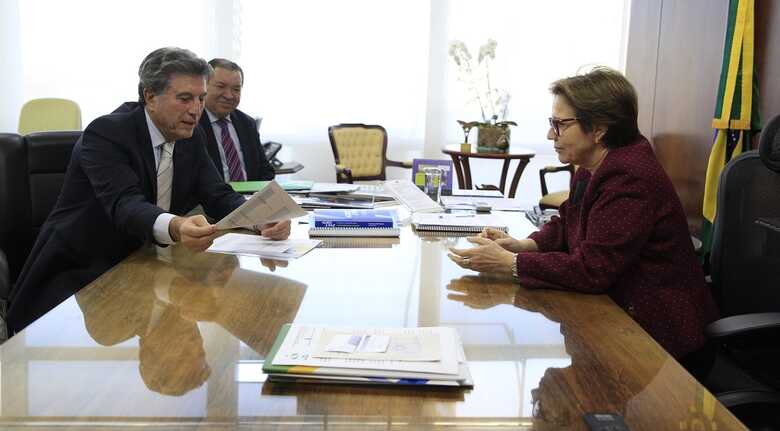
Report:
146,109,176,245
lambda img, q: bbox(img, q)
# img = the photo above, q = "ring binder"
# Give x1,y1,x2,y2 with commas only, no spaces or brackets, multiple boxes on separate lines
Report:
308,209,400,237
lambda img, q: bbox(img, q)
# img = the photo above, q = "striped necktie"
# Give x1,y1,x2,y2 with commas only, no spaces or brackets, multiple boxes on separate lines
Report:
217,118,245,181
156,142,174,211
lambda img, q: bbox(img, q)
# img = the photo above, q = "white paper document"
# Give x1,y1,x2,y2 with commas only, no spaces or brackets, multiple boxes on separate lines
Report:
440,195,525,211
309,183,360,194
384,180,443,213
207,233,321,260
451,189,504,198
315,329,440,361
215,181,307,230
325,334,390,354
272,325,459,375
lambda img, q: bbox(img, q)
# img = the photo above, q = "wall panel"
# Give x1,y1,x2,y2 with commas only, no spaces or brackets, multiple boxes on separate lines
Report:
626,0,778,233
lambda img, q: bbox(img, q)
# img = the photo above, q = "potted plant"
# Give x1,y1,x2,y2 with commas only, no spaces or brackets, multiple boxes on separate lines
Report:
449,39,516,152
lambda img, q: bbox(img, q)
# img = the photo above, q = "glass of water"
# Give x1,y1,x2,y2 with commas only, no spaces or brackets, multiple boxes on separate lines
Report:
423,167,443,202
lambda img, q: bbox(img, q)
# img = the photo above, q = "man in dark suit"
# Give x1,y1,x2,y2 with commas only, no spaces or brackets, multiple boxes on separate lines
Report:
199,58,275,182
6,47,291,334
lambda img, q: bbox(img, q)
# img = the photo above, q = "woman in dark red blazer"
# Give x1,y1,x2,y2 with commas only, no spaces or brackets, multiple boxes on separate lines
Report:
449,67,718,363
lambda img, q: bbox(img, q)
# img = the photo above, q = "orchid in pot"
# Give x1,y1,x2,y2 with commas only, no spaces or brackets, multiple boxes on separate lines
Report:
449,39,516,152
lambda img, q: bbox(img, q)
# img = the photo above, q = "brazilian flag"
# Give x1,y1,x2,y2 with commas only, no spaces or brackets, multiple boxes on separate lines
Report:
701,0,761,261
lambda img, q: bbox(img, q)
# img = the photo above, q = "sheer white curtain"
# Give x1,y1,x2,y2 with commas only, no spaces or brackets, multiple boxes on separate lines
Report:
12,0,216,125
236,0,629,195
436,0,629,204
236,0,431,174
1,0,629,205
443,0,629,151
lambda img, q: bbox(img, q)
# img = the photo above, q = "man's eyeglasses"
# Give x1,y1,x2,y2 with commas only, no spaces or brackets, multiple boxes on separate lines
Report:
548,117,579,137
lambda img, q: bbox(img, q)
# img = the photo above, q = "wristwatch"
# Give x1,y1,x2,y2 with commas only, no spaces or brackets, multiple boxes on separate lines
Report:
511,253,519,281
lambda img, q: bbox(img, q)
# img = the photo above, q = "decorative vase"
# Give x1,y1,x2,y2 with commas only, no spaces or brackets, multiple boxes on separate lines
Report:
477,124,510,153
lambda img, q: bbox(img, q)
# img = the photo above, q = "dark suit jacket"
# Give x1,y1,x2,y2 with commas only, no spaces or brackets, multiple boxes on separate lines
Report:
198,109,275,181
7,104,246,333
518,136,718,358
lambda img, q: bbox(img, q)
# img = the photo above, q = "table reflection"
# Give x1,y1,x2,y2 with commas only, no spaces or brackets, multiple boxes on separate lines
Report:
75,248,305,396
0,218,745,429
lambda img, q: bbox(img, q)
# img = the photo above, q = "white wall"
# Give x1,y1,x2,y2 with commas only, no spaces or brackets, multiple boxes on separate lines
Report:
0,1,23,132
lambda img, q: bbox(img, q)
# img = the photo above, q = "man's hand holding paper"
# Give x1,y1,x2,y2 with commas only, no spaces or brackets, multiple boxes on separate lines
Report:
254,220,291,240
215,181,306,231
173,181,305,253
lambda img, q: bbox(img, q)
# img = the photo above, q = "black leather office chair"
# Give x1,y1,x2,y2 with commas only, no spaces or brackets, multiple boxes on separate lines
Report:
0,247,9,342
704,115,780,429
0,131,80,284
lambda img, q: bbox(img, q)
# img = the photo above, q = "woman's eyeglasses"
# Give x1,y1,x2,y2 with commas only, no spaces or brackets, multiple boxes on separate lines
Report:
548,117,579,137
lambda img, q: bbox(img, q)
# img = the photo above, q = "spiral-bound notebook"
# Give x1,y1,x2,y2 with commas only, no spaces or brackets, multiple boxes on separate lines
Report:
319,237,401,248
411,213,508,233
308,209,400,237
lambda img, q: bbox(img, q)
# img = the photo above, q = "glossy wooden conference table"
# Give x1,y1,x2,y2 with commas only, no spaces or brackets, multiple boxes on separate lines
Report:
0,213,745,430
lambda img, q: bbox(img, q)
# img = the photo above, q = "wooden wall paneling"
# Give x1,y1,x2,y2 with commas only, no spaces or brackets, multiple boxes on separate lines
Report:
627,0,730,233
627,0,779,233
756,0,780,126
652,0,729,232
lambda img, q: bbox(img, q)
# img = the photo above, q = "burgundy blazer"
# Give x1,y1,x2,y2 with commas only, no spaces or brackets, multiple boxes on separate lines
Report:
518,136,718,358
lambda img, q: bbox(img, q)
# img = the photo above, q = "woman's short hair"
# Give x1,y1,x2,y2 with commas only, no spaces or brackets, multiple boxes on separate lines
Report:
550,67,639,148
137,47,212,105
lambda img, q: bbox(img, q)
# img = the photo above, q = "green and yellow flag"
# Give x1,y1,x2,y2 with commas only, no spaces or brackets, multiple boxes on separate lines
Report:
701,0,761,260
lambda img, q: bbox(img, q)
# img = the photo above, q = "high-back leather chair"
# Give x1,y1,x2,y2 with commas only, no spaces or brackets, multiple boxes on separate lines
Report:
328,124,411,183
0,131,80,284
704,115,780,427
18,98,82,135
0,247,8,342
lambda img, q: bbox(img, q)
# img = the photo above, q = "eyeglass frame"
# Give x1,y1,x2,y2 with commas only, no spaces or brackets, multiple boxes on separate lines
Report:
548,117,580,137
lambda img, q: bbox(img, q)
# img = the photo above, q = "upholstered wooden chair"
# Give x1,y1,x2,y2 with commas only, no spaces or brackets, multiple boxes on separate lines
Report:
18,98,82,135
328,124,411,183
539,164,575,210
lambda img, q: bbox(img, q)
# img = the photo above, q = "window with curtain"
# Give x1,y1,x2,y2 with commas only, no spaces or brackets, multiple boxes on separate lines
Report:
5,0,628,194
16,0,215,124
443,0,629,152
236,0,430,150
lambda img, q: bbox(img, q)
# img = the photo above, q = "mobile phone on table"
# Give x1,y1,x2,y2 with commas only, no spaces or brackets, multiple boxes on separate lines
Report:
583,413,630,431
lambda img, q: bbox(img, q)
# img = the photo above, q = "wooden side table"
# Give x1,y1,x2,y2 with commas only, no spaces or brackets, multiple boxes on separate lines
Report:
442,145,535,198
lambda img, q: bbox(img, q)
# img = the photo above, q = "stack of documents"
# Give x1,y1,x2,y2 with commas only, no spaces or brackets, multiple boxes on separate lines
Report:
290,187,397,210
384,180,443,213
229,180,315,194
263,324,473,387
440,195,524,212
207,233,321,260
294,193,376,210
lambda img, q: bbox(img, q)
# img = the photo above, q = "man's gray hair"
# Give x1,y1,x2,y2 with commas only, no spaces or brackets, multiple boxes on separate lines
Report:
208,58,244,85
137,47,212,105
